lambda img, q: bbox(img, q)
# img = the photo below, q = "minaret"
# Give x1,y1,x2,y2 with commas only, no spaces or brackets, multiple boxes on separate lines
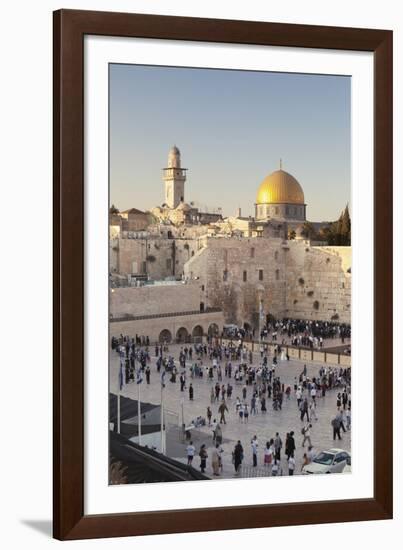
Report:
163,146,187,208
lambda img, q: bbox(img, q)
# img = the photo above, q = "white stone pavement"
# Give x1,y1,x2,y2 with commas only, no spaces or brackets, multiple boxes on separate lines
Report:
110,344,350,480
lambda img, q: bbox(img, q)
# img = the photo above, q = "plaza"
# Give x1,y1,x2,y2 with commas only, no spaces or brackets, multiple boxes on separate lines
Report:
110,340,351,480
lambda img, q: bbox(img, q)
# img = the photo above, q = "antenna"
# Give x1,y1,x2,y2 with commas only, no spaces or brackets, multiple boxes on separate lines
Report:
280,158,283,170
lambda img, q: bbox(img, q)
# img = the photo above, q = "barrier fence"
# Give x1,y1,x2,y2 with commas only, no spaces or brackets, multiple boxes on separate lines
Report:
220,338,351,367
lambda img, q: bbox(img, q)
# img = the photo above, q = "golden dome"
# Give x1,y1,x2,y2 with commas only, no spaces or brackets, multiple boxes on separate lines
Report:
256,169,305,205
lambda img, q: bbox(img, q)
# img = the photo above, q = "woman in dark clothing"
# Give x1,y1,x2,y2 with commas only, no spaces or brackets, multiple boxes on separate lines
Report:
261,396,267,413
233,440,244,474
285,431,296,459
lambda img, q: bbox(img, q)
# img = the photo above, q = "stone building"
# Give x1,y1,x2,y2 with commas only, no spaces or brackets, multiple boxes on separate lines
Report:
109,146,351,339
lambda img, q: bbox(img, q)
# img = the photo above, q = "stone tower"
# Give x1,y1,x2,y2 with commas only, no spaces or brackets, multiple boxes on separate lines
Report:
163,146,187,208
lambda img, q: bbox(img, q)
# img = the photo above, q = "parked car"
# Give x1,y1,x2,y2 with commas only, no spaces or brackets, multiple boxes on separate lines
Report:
302,448,351,474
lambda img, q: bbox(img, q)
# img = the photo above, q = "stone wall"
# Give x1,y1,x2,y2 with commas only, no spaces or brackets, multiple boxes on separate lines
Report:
110,281,202,318
184,237,287,327
185,237,351,327
285,243,351,323
113,235,205,279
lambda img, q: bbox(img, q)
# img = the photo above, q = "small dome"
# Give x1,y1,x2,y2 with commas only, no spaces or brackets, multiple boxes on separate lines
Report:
256,169,304,205
167,145,181,168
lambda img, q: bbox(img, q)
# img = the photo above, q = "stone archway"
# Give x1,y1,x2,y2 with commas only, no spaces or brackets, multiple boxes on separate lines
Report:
158,329,172,344
176,327,189,343
192,325,204,343
207,323,219,338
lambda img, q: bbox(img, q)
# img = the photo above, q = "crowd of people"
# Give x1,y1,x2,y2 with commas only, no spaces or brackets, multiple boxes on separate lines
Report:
111,333,351,479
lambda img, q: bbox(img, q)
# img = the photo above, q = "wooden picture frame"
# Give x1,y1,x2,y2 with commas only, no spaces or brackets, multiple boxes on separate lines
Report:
53,9,393,540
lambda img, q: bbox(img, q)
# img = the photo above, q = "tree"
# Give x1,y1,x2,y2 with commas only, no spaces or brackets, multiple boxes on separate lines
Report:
340,204,351,245
300,222,317,240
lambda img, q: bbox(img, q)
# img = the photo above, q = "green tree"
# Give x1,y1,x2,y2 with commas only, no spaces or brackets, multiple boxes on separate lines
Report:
300,222,317,240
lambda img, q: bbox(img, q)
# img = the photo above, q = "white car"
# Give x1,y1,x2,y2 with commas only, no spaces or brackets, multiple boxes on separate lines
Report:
302,448,351,474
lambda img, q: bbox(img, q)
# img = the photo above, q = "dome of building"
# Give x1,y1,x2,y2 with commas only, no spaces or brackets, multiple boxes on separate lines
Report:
167,145,181,169
256,169,304,205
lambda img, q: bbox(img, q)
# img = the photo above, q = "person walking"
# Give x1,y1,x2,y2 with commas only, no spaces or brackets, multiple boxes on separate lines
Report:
251,435,258,467
189,383,194,401
300,398,309,422
212,419,217,441
309,400,318,421
233,440,244,475
243,403,249,423
206,406,212,426
199,444,208,473
211,444,221,476
251,395,258,415
264,441,273,467
186,441,196,465
286,431,296,459
302,423,312,447
274,432,282,461
242,384,247,400
218,401,229,424
331,414,342,440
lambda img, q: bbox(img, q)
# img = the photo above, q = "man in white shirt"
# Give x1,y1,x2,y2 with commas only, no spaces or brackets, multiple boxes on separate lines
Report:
186,441,196,465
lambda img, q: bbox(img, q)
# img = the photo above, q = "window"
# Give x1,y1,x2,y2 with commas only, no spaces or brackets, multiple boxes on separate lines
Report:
201,285,205,291
243,271,247,282
258,269,263,281
250,247,255,258
275,207,279,215
223,270,228,282
275,269,280,281
274,251,279,260
285,206,289,215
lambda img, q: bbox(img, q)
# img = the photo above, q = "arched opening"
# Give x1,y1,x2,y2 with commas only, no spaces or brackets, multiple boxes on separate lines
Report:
176,327,189,343
159,329,172,344
192,325,204,343
208,323,219,338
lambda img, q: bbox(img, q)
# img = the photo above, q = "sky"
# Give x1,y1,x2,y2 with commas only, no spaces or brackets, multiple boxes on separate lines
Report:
109,64,350,222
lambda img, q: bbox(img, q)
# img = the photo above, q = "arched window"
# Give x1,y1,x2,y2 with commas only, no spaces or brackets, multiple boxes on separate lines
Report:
275,269,280,281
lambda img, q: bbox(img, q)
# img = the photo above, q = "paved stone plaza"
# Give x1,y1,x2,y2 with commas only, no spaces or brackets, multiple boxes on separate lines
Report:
110,343,351,480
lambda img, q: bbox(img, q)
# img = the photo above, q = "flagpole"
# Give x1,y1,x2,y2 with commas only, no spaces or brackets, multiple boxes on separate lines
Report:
160,383,164,453
117,383,121,435
138,378,142,446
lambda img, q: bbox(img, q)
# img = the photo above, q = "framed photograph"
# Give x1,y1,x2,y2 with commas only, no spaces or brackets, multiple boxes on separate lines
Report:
53,9,393,540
